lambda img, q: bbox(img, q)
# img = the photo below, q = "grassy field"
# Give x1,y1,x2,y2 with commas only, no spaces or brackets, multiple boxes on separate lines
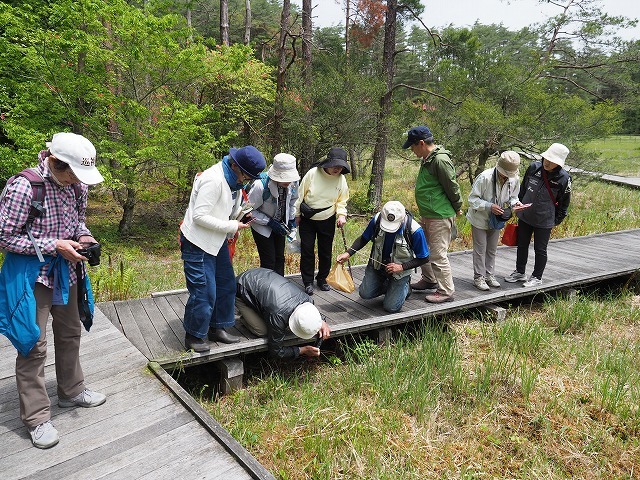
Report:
582,135,640,176
208,288,640,478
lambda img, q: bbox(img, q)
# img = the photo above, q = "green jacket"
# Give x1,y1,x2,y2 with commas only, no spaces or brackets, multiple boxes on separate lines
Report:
415,146,462,219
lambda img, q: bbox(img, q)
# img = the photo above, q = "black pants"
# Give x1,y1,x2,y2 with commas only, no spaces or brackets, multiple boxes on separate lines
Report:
299,214,336,286
251,228,286,276
516,219,552,280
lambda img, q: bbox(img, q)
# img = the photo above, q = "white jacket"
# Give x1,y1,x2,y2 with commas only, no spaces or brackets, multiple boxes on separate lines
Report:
248,178,299,238
180,162,241,255
466,167,520,230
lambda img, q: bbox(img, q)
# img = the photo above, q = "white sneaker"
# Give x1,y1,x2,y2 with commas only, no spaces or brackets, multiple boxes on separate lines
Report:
29,421,59,449
473,277,490,291
485,275,501,288
504,271,527,283
522,277,543,288
59,389,106,408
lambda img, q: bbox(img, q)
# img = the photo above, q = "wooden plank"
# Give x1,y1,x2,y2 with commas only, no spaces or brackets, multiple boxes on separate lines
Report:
139,297,183,355
112,300,152,358
98,301,121,333
127,299,169,360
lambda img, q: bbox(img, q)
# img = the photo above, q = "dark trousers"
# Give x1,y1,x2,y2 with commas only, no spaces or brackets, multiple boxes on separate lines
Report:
299,214,336,285
251,228,286,276
516,219,552,280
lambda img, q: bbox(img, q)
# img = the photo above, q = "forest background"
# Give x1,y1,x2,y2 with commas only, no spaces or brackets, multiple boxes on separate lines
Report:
0,0,639,300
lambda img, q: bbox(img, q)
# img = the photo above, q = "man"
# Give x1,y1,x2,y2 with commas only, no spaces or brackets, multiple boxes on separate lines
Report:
403,125,463,303
337,201,429,313
0,132,106,449
505,143,572,287
235,268,331,359
180,146,266,353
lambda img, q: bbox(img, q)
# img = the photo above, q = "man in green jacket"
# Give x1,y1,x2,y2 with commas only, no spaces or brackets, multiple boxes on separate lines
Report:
403,126,462,303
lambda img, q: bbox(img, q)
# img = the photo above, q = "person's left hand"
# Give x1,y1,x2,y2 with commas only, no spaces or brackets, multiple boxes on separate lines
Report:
337,215,347,227
299,346,320,357
385,262,403,275
287,218,296,231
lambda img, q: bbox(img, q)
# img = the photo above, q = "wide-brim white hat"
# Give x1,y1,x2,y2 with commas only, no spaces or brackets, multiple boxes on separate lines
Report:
289,302,322,339
268,153,300,183
47,132,104,185
540,143,569,167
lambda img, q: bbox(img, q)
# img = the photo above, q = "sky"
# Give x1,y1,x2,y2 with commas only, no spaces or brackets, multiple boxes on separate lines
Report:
294,0,639,41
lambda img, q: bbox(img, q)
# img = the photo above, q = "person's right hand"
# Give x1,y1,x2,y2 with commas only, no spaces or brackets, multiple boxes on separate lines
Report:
490,204,504,215
337,252,350,264
268,218,288,236
56,239,85,263
299,345,320,357
237,219,253,230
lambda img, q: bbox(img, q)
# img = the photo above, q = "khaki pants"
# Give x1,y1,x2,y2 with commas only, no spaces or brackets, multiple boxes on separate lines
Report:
235,296,268,337
16,283,85,428
419,216,456,296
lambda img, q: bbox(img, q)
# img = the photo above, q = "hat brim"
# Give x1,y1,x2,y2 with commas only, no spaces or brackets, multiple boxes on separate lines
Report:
496,166,518,178
69,165,104,185
402,138,414,149
267,166,300,183
320,158,350,174
380,217,402,233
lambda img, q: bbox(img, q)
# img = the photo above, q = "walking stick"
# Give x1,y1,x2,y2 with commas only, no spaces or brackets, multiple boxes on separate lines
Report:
339,225,353,278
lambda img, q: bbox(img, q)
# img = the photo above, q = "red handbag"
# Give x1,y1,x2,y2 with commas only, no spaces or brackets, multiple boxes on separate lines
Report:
501,223,518,246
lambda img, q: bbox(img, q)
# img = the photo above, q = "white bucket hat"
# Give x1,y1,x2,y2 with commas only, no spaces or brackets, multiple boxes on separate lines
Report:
289,302,322,339
540,143,569,167
496,151,521,178
268,153,300,183
47,132,104,185
379,201,406,233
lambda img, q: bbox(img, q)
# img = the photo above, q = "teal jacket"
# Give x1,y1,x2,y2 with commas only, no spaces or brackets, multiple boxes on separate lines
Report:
0,252,94,356
415,147,462,219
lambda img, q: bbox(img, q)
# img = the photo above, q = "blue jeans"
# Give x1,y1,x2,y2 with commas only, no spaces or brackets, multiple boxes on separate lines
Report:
359,264,410,313
181,234,236,338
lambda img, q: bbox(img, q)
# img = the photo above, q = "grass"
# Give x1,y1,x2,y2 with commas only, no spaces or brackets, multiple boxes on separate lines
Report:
207,290,640,478
582,135,640,176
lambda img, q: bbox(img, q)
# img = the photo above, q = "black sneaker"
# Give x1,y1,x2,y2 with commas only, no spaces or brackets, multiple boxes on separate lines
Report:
317,281,330,291
304,284,314,295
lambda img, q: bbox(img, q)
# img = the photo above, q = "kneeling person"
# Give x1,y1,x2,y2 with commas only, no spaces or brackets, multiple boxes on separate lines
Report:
336,201,429,313
236,268,331,359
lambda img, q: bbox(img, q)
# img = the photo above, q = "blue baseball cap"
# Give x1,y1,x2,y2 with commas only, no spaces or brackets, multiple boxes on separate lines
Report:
402,126,434,149
229,146,266,179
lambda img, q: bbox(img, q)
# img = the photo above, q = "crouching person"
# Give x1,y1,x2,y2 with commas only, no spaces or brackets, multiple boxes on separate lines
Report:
235,268,331,359
336,201,429,313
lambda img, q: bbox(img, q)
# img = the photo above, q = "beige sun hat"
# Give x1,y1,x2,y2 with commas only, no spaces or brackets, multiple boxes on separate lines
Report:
496,151,521,178
268,153,300,183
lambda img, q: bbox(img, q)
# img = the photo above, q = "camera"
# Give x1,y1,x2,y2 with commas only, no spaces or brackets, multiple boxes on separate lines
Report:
77,242,101,266
314,336,323,348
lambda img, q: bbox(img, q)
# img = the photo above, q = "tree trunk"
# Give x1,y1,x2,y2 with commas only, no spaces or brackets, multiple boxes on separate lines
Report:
367,0,397,210
348,147,358,179
299,0,315,174
117,186,136,237
243,0,251,45
272,0,290,154
220,0,230,46
345,0,350,62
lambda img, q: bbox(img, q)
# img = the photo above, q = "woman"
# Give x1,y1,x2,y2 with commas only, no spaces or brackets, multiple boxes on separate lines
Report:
295,147,350,295
467,151,523,291
247,153,300,276
504,143,572,287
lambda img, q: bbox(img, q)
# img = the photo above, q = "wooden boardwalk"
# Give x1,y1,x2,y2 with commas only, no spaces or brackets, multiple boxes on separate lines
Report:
0,308,274,479
100,229,640,370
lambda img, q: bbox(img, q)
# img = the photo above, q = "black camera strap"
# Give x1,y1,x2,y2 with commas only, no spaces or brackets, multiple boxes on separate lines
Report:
75,263,93,332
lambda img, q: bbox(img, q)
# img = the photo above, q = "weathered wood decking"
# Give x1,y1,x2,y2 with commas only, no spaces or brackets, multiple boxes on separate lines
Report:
0,308,273,480
101,229,640,369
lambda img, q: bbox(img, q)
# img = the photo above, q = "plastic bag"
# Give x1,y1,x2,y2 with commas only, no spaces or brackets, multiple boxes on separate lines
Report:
285,228,301,254
326,262,355,293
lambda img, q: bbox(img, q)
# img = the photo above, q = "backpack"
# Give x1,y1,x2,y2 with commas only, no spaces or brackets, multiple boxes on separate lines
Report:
1,168,81,262
373,210,414,251
244,172,271,202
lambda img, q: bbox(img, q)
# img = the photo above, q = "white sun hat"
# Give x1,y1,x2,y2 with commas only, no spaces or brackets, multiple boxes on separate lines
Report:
540,143,569,167
268,153,300,183
289,302,322,339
